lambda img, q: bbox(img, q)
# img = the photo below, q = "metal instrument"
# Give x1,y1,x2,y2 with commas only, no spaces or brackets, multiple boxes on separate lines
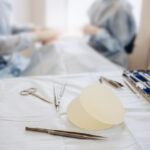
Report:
25,127,106,140
53,83,67,111
20,88,52,104
99,76,124,89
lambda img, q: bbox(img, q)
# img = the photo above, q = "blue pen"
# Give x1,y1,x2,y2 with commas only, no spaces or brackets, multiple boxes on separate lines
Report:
124,71,150,96
131,74,150,95
143,73,150,81
130,74,148,88
138,72,150,87
128,74,149,94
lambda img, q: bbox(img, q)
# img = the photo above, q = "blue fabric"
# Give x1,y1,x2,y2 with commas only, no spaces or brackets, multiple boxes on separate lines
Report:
0,0,33,77
0,0,12,35
0,53,30,78
0,56,7,69
88,0,136,67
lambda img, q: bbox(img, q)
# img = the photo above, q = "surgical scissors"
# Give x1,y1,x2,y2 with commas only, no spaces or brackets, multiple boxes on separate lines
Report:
20,88,52,104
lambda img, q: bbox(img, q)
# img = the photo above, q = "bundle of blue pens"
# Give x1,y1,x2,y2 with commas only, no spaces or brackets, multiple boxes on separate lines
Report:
123,70,150,102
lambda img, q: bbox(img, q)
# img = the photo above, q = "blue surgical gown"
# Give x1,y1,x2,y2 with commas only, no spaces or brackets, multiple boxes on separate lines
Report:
0,0,34,77
88,0,136,67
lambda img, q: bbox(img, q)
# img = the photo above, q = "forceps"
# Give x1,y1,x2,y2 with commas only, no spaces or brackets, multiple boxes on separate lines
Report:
99,76,124,89
53,83,67,111
26,127,106,140
20,88,52,104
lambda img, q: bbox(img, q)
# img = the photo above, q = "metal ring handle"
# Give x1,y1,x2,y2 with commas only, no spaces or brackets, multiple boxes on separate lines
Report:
20,88,36,96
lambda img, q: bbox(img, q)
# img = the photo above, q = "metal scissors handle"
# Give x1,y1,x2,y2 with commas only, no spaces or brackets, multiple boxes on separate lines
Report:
20,88,52,104
20,88,37,96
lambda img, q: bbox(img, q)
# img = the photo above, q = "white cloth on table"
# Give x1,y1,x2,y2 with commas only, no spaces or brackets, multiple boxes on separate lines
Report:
0,71,150,150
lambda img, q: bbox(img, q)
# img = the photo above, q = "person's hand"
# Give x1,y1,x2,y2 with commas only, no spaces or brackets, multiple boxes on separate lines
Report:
34,29,60,45
31,26,48,32
83,25,100,35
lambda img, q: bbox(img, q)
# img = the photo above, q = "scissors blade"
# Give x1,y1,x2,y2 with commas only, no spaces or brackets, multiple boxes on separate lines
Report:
32,93,52,104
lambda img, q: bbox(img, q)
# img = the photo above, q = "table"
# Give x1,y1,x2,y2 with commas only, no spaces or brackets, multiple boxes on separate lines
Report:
0,71,150,150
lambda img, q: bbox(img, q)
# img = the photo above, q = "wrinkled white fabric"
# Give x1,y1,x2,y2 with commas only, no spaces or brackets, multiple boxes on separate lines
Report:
0,71,149,150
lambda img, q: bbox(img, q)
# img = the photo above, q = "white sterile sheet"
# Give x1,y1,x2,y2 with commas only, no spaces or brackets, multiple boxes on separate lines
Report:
0,71,150,150
22,37,123,77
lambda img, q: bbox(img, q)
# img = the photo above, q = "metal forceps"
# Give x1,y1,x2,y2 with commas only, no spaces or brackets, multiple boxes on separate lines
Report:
20,88,52,104
99,76,124,89
26,127,106,140
53,83,66,111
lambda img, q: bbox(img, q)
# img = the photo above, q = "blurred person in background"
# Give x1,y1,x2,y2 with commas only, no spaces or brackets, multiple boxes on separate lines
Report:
83,0,136,68
0,0,59,78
